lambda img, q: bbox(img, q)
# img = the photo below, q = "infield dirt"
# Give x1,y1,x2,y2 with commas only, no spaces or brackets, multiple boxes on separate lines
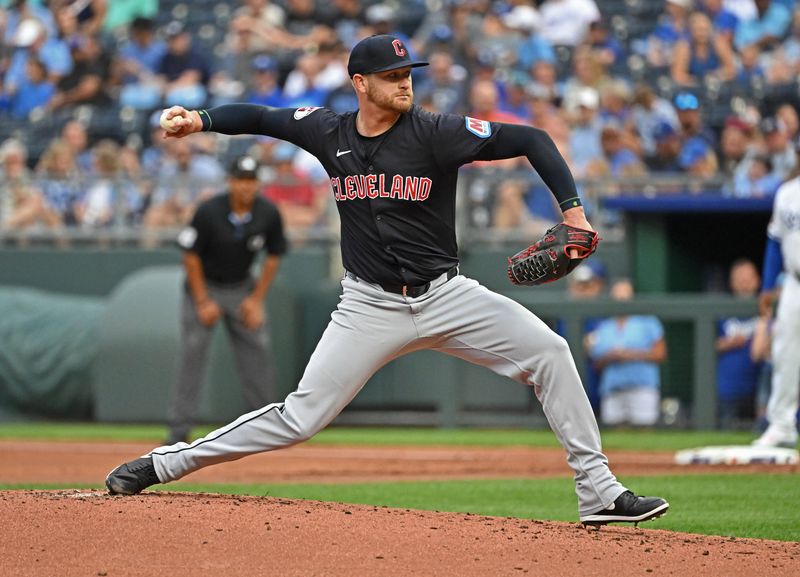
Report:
1,441,798,576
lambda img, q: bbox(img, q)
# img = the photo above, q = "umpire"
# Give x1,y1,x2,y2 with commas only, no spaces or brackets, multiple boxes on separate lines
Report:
168,155,288,445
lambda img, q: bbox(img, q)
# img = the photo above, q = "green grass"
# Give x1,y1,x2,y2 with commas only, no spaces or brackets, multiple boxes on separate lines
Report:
182,474,800,541
5,423,795,540
5,474,799,541
0,422,758,451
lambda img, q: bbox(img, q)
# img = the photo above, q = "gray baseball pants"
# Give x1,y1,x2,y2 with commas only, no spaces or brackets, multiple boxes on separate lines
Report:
153,272,627,515
167,279,276,443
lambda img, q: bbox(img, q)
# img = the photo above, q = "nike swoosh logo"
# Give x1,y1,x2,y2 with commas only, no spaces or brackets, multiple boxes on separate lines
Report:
336,149,351,157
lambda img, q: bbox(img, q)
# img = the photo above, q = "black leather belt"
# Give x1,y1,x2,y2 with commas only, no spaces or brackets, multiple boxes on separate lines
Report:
346,265,459,297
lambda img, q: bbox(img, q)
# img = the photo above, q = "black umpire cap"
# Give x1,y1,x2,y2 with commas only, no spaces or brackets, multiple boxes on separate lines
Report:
347,34,428,77
229,155,259,180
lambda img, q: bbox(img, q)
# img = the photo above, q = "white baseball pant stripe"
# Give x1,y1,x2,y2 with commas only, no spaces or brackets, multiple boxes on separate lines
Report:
766,274,800,433
151,272,627,515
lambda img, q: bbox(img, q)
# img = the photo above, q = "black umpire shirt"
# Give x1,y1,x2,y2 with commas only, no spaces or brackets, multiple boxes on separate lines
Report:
178,193,288,285
199,104,580,286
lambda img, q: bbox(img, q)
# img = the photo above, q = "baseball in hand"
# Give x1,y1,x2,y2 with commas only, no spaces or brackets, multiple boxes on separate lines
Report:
159,109,181,133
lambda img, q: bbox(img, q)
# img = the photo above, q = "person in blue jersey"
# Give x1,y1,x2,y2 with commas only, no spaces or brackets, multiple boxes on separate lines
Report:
716,259,763,429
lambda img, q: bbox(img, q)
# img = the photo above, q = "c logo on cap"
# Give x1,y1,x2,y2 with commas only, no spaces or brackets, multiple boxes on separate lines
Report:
392,39,406,57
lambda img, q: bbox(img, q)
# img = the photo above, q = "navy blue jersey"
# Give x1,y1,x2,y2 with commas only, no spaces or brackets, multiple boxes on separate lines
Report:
228,105,501,286
716,316,762,402
201,103,582,286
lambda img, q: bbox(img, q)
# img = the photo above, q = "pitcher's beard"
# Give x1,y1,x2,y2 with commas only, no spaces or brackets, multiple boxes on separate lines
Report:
367,85,413,113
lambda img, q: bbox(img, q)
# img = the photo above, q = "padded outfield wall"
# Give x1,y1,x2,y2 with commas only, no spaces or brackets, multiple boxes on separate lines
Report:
0,243,756,429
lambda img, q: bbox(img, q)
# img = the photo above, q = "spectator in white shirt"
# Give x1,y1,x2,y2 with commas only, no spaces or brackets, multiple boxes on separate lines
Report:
538,0,600,46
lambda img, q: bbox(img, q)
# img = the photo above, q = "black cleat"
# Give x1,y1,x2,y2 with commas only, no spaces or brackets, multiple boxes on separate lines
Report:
105,456,160,495
580,491,669,527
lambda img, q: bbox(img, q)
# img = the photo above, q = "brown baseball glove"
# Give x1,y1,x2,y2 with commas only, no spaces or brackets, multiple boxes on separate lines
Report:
507,223,600,286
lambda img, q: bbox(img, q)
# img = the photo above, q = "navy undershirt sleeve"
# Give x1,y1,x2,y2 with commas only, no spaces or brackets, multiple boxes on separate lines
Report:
476,123,582,211
199,104,293,136
199,104,331,155
761,236,783,292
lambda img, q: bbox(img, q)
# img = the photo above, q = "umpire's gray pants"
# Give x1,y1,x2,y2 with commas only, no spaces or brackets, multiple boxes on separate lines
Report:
167,278,276,442
153,272,626,516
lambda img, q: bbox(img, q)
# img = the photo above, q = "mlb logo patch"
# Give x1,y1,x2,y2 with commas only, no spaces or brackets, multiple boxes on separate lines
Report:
465,116,491,138
294,107,321,120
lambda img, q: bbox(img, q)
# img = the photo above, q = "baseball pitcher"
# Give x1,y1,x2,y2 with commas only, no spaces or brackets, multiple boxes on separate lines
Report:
106,35,669,527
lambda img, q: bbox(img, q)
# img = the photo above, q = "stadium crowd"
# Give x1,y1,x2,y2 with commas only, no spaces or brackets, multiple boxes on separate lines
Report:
0,0,799,238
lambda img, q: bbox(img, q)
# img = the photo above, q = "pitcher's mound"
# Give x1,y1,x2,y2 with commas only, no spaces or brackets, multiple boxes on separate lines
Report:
2,490,798,577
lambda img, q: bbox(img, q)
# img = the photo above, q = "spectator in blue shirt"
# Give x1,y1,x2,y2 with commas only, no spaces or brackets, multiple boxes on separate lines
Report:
158,21,211,109
588,279,667,427
9,57,54,118
500,5,556,72
500,72,533,122
716,259,764,429
35,137,86,226
735,44,768,87
4,17,71,97
728,153,783,197
246,55,286,108
599,123,647,178
413,50,467,116
773,10,800,80
631,84,680,159
699,0,739,44
643,0,691,67
568,87,603,178
116,17,167,109
759,116,797,180
60,118,93,175
674,91,717,149
587,18,625,68
3,0,57,45
672,11,736,87
645,122,683,173
679,135,719,177
734,0,792,51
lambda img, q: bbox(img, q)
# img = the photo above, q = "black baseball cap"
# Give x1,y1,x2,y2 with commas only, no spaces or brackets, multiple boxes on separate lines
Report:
229,156,259,180
347,34,428,77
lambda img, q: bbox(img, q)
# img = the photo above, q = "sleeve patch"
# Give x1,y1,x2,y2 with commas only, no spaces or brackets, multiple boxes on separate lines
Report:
465,116,492,138
177,226,198,249
247,234,265,252
293,107,322,120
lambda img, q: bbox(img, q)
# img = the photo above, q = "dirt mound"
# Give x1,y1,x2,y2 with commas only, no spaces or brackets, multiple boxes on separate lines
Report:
3,490,798,577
